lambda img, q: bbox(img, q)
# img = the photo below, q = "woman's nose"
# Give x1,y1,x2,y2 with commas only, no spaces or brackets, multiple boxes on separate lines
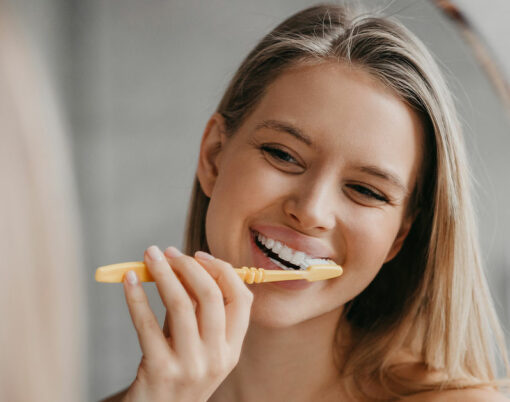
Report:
282,176,336,232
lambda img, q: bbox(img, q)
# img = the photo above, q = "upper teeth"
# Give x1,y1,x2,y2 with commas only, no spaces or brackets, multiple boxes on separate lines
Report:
256,232,331,270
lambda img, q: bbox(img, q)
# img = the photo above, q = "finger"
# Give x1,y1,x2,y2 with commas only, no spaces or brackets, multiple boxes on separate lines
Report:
164,247,226,345
123,270,171,360
144,245,200,357
192,251,253,351
162,299,197,338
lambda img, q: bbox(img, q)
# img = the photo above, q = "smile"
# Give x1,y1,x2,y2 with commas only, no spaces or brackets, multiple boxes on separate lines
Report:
252,230,331,271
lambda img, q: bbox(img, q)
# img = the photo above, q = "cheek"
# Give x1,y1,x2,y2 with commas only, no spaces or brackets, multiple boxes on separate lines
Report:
324,214,402,305
342,209,402,268
205,156,285,256
211,156,289,213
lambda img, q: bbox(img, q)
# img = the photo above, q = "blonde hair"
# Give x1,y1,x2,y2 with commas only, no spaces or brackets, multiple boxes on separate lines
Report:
0,8,85,402
183,3,509,398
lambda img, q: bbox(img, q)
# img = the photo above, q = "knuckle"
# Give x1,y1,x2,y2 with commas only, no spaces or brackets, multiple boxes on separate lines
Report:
215,260,229,270
151,359,175,377
138,316,160,333
168,296,193,314
201,286,222,303
182,364,206,383
129,293,145,306
150,265,169,281
206,363,224,378
208,356,231,377
176,254,195,266
209,258,230,272
149,363,179,385
161,364,180,383
207,347,236,377
170,255,198,273
219,260,235,273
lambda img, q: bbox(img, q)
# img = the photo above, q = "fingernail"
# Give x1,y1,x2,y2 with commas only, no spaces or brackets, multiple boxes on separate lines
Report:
125,270,138,285
147,245,164,261
195,250,214,261
165,246,183,258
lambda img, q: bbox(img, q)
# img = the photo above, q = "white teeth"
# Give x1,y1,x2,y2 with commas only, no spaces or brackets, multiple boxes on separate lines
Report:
272,241,283,253
306,258,332,265
254,231,331,270
290,251,306,266
278,246,293,261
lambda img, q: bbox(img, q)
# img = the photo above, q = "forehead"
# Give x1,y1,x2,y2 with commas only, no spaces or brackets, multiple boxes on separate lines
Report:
254,62,419,143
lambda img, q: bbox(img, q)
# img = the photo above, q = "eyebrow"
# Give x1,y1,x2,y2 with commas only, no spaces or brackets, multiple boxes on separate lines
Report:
255,119,317,150
255,119,409,196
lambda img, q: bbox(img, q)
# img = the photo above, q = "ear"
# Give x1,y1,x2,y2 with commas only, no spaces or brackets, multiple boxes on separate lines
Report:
196,113,228,197
384,212,416,263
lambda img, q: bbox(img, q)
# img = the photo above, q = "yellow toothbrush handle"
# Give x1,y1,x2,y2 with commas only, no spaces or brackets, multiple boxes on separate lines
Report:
95,262,153,282
95,263,299,283
236,267,305,283
95,262,342,283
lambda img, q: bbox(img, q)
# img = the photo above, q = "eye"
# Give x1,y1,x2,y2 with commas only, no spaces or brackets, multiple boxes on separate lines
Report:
260,144,304,173
346,184,389,203
261,145,299,164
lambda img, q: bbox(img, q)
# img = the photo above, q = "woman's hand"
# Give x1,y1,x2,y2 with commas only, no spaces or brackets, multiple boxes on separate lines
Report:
121,246,253,402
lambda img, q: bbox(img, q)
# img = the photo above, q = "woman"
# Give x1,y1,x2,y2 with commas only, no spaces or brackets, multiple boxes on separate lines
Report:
105,3,510,401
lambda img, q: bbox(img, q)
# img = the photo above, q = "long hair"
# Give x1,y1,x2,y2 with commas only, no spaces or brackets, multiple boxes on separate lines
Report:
0,8,85,402
183,3,509,398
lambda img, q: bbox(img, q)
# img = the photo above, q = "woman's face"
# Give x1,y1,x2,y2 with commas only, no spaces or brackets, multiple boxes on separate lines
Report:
197,62,423,328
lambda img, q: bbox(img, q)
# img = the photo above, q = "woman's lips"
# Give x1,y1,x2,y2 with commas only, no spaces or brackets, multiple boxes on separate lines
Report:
249,230,314,290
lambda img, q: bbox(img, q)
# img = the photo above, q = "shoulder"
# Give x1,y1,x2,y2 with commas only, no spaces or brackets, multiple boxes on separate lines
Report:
402,387,510,402
387,350,509,401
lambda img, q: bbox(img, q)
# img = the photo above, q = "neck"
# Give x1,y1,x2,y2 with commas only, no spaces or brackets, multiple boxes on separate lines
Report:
209,308,350,402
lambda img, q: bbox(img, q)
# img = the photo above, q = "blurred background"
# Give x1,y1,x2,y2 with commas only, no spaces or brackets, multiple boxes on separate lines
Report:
4,0,509,400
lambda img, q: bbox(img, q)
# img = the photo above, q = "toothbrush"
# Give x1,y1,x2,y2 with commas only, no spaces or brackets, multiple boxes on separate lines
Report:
95,261,343,284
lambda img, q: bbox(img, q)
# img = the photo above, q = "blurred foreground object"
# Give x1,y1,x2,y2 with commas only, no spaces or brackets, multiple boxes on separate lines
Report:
432,0,510,113
0,6,85,402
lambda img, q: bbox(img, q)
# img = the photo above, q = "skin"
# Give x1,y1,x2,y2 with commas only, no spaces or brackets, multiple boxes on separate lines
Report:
111,62,509,401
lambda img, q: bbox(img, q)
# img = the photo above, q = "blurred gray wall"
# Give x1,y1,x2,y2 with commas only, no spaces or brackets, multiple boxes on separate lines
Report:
8,1,510,400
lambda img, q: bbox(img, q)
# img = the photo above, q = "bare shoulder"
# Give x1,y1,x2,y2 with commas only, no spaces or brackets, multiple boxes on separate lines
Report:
402,387,510,402
388,350,509,401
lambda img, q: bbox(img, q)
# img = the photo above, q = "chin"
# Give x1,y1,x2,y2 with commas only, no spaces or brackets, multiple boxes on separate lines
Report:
247,285,348,331
247,289,322,329
249,302,305,329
